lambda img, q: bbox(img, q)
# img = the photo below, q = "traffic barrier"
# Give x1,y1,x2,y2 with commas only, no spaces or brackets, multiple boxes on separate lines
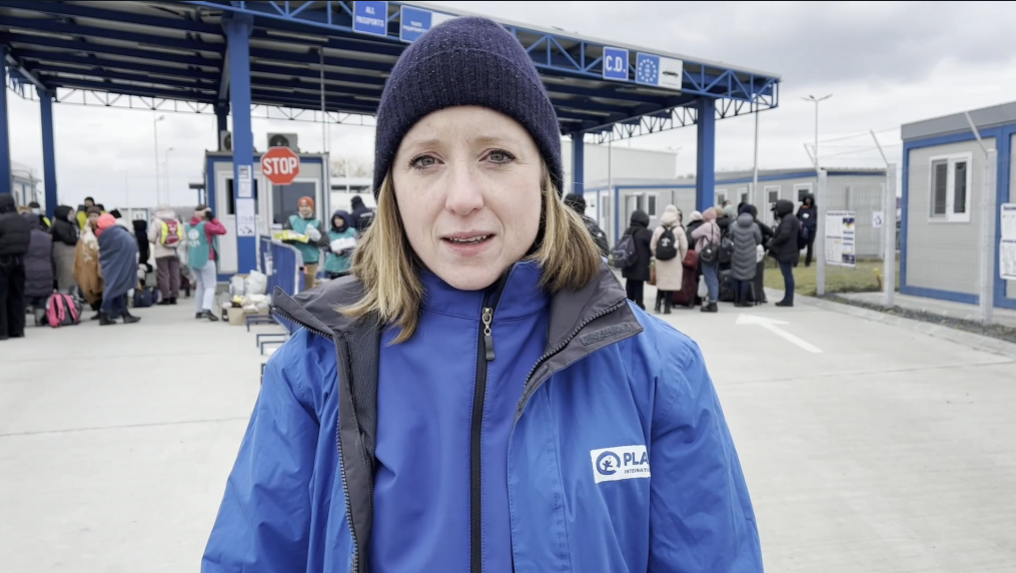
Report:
259,237,304,299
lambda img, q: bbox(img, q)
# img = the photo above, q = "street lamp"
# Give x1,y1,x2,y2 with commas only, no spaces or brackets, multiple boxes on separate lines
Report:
802,94,832,171
164,147,175,205
153,114,166,204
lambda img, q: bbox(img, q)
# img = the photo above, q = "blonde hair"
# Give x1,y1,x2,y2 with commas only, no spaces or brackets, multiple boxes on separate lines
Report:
339,168,602,343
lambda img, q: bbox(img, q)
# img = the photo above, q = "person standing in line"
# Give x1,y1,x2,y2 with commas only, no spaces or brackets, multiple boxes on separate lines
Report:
283,196,327,290
323,210,357,280
95,214,141,325
563,192,610,258
729,204,762,308
74,207,104,319
22,213,55,325
620,209,654,310
50,205,79,293
76,197,97,231
149,205,184,305
692,207,722,313
650,204,688,314
797,194,817,266
186,205,227,321
770,199,801,307
0,194,31,340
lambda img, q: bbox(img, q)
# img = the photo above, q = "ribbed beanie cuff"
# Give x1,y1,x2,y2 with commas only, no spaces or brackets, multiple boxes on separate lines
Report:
373,16,563,198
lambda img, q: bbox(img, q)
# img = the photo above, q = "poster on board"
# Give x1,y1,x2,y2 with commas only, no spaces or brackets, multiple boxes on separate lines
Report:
825,210,857,268
1001,204,1016,280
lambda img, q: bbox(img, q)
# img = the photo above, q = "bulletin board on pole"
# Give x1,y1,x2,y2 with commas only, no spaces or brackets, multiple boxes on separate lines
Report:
825,210,857,268
1001,203,1016,281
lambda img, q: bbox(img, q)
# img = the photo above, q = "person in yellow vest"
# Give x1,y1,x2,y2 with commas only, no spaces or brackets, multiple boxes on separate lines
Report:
148,206,185,305
76,197,97,231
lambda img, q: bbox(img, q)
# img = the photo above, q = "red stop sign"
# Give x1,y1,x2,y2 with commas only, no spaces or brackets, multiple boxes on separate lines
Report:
261,147,301,185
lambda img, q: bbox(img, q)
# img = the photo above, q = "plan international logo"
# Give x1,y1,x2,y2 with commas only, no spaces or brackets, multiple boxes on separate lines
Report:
590,445,651,484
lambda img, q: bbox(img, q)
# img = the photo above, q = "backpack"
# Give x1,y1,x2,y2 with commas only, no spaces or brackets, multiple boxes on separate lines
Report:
718,226,735,264
610,233,638,269
133,286,161,308
45,292,81,328
699,224,720,265
655,227,679,261
797,222,810,250
161,220,183,248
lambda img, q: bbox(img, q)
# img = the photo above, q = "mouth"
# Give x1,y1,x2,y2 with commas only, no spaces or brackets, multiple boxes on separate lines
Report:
442,233,495,246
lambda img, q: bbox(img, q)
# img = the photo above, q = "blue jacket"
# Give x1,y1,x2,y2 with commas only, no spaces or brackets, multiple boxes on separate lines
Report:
202,263,763,573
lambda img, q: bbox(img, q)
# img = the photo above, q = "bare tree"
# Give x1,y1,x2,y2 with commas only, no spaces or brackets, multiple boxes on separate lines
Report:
331,156,374,178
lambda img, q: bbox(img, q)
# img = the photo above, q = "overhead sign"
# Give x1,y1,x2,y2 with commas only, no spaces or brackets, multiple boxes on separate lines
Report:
825,210,857,268
261,147,301,186
353,1,388,37
635,53,683,91
602,47,629,81
400,5,455,42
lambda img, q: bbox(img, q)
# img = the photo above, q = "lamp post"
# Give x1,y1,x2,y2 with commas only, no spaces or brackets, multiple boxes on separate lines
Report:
153,114,166,204
802,94,832,171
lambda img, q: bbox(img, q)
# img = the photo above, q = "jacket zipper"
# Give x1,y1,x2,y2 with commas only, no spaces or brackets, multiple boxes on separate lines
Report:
514,298,627,421
470,278,507,573
272,307,363,573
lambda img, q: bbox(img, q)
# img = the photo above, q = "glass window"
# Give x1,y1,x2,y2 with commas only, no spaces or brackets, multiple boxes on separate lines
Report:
953,161,967,214
931,160,948,217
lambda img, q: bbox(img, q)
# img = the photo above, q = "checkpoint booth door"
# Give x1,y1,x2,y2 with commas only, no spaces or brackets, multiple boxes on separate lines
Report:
209,153,327,276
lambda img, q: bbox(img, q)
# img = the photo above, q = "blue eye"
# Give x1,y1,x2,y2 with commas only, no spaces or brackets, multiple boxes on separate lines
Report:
487,149,515,164
410,155,438,169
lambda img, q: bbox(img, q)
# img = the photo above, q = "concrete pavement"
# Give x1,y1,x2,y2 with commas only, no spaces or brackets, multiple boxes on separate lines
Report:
2,287,1015,572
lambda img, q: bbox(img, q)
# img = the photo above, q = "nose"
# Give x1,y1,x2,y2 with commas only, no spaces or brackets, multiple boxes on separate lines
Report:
444,165,484,216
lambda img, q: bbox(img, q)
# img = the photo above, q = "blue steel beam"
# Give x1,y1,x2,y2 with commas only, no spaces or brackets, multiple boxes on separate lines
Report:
178,1,780,104
250,88,378,114
0,33,222,70
0,1,222,35
15,50,220,82
0,45,11,197
223,12,257,274
0,16,226,56
44,78,218,103
695,98,716,212
37,87,57,220
34,64,216,92
3,50,47,92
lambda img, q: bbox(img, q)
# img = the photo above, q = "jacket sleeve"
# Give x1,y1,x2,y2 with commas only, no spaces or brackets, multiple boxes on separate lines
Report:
650,338,764,573
148,219,161,244
202,332,320,573
206,219,228,236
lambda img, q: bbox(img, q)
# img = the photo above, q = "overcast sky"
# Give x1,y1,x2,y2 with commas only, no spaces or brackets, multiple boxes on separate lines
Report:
7,0,1016,208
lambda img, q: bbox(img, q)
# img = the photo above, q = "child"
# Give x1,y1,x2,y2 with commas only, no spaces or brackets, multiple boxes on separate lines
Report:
324,210,357,280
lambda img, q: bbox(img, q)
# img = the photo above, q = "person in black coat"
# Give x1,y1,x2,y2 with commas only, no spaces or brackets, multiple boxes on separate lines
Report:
563,193,610,258
620,209,653,310
0,194,32,340
747,205,774,304
796,194,817,266
349,195,375,234
769,199,801,307
23,213,55,324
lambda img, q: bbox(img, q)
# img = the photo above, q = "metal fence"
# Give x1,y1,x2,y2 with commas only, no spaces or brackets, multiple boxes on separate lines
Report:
259,237,304,299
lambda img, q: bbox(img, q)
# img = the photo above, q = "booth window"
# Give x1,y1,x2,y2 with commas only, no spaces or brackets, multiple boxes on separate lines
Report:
715,189,727,205
929,153,971,223
272,182,318,225
225,179,259,215
647,193,658,217
795,183,812,201
737,187,749,204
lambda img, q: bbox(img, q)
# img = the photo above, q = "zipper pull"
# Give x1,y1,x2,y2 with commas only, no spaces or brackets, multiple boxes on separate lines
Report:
482,307,495,361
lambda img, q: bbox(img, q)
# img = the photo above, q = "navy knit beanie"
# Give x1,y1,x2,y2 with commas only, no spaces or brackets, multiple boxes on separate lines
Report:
373,16,563,198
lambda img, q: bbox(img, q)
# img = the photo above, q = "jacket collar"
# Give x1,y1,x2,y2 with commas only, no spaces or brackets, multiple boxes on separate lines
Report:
272,260,638,354
420,260,548,321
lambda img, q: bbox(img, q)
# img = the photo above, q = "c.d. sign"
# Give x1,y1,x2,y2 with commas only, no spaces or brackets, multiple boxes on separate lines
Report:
261,147,301,186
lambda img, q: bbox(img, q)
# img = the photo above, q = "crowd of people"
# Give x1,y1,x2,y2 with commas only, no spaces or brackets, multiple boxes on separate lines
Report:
613,193,817,314
0,195,234,339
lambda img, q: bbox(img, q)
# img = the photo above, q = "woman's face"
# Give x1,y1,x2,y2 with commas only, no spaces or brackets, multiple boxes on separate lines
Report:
87,213,100,226
392,106,543,291
333,216,346,230
299,204,314,218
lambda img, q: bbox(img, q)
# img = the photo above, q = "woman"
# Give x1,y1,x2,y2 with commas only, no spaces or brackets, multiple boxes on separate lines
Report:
283,197,327,289
692,207,723,313
22,213,54,325
650,204,688,314
748,205,774,304
50,205,79,293
0,194,30,340
203,16,763,573
770,199,801,307
95,214,140,325
797,194,817,266
73,207,104,319
730,204,762,308
620,209,654,310
323,209,357,280
186,206,227,322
